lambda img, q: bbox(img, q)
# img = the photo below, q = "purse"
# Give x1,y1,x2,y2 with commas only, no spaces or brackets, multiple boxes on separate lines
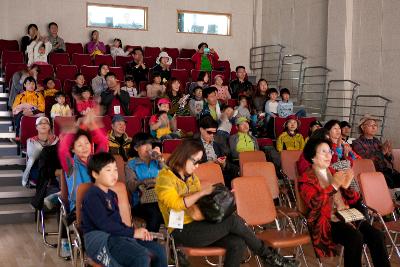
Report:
138,184,158,204
335,208,365,223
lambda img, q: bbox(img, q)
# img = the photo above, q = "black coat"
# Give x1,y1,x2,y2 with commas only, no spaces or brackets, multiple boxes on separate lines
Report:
100,89,131,116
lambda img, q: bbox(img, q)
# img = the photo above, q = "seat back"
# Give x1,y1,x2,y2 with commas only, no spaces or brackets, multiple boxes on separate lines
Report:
48,53,70,68
115,55,132,68
0,39,19,55
230,71,237,80
392,148,400,172
294,175,309,215
280,150,302,181
238,151,266,174
94,54,113,66
162,139,183,153
80,65,98,82
2,50,24,69
53,116,76,136
352,159,376,183
179,48,196,58
176,58,194,72
109,66,124,81
72,53,92,68
232,176,276,225
4,62,26,85
37,64,54,81
75,183,93,227
56,65,78,84
63,79,76,96
111,182,132,227
359,172,394,216
144,46,161,58
123,116,142,137
100,116,112,133
176,116,198,134
129,97,152,119
191,69,202,82
65,43,84,57
143,56,156,69
242,162,279,199
214,60,231,72
114,154,126,182
257,138,273,149
194,162,224,189
20,116,37,150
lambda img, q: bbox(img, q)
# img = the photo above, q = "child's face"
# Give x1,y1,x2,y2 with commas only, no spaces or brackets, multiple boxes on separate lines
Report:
160,57,169,65
56,95,65,105
153,76,161,85
38,46,45,55
46,80,55,89
239,98,248,107
194,89,203,99
126,80,134,88
113,40,121,48
282,93,290,101
76,75,85,86
93,162,119,188
24,81,35,91
269,92,278,101
158,103,170,112
49,25,58,35
172,81,180,91
215,76,223,86
259,81,268,92
81,91,91,100
287,119,298,132
136,143,152,161
224,107,234,118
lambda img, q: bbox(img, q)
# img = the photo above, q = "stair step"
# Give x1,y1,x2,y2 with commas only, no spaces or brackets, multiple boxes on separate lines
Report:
0,169,23,186
0,141,18,156
0,111,11,117
0,156,25,166
0,93,9,98
0,186,35,204
0,203,35,224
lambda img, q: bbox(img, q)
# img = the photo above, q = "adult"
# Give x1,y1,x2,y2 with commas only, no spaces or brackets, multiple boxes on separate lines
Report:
340,121,353,144
48,22,66,53
110,38,132,59
188,71,209,96
21,24,39,54
152,51,172,84
200,87,221,121
126,47,149,86
352,114,400,189
252,79,268,114
8,64,40,108
191,42,219,71
229,66,253,99
100,72,131,116
87,30,106,57
91,64,109,97
299,138,390,267
108,115,132,162
196,116,240,188
229,117,259,160
155,139,298,267
125,133,164,232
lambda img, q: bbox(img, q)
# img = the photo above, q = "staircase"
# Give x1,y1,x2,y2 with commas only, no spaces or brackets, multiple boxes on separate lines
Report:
0,92,35,224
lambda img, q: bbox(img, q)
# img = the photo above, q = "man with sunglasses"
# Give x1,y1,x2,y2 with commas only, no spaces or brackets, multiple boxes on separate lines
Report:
195,116,239,188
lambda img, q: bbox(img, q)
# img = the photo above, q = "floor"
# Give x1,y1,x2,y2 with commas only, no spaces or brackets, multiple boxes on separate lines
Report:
0,222,399,267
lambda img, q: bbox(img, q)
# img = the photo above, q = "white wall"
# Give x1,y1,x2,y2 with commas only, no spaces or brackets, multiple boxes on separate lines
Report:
0,0,257,69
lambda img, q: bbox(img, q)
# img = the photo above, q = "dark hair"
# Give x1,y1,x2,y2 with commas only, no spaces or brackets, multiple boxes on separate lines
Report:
48,22,58,29
98,64,109,76
152,72,161,81
69,129,92,155
303,138,332,164
198,42,208,50
28,64,40,73
192,86,203,93
87,152,116,180
27,24,38,34
166,78,181,98
339,121,351,129
238,95,248,102
267,88,278,96
255,79,268,97
202,86,217,99
55,91,66,99
235,65,245,72
324,120,341,131
113,38,122,48
309,128,330,141
105,72,116,81
308,120,323,136
23,76,37,90
280,88,290,97
197,71,209,82
91,30,99,40
220,104,233,112
43,77,55,88
125,75,134,82
80,85,92,94
199,115,218,129
166,139,204,174
75,72,84,80
284,118,299,133
133,47,144,54
128,132,154,158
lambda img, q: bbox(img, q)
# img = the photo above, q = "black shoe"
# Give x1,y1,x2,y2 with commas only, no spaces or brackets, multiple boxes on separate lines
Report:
261,249,299,267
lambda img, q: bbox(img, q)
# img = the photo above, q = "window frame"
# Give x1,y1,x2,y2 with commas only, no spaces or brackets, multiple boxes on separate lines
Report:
86,2,148,31
176,9,232,36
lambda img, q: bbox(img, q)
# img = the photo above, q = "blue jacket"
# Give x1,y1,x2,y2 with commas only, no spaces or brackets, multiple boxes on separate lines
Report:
65,155,91,211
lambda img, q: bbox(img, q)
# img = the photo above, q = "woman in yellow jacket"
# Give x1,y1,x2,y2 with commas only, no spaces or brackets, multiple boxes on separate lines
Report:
12,76,45,138
155,139,298,267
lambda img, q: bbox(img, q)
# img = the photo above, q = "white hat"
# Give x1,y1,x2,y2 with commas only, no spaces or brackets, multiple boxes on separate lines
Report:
35,116,50,126
156,51,172,65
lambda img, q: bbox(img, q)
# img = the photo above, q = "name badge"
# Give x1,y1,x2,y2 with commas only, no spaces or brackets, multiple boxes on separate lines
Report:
168,210,184,229
114,105,121,114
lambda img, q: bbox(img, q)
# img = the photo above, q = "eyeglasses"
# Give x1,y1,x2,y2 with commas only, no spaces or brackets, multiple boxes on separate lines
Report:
189,157,201,166
206,130,216,135
364,123,378,128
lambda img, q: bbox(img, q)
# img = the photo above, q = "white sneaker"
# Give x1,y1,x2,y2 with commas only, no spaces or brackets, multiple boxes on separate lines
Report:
60,238,71,258
44,192,60,211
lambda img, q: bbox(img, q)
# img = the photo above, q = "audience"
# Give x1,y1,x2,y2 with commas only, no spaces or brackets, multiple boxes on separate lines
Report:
276,116,305,152
87,30,106,57
42,77,59,97
352,114,400,190
191,42,219,71
149,98,180,140
152,51,172,84
213,74,231,101
299,138,390,267
47,22,66,53
9,64,40,108
108,115,132,162
100,72,131,116
166,78,190,116
91,64,109,97
126,47,149,86
277,88,306,118
76,86,97,116
120,75,139,97
188,71,209,96
125,133,164,232
188,86,204,118
146,72,166,99
340,121,353,144
234,95,251,121
50,91,71,118
216,104,235,153
264,88,279,122
229,117,259,160
82,152,167,267
155,139,297,267
71,72,86,98
253,79,269,115
305,120,323,143
110,38,132,59
200,86,221,121
27,36,52,66
229,66,253,99
21,24,39,53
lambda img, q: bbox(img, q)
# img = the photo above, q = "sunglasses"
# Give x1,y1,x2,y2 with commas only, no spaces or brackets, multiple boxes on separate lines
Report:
206,130,216,135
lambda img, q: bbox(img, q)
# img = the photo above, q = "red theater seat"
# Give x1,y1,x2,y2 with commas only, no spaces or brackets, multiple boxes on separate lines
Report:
56,65,78,84
65,43,84,57
71,53,92,68
162,139,183,153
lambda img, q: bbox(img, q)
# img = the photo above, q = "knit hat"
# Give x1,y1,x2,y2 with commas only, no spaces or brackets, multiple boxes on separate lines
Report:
35,116,50,126
358,114,381,127
156,52,172,65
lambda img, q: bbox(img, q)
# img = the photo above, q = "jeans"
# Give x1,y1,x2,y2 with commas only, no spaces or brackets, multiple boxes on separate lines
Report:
108,235,167,267
133,203,164,232
172,214,269,267
330,220,390,267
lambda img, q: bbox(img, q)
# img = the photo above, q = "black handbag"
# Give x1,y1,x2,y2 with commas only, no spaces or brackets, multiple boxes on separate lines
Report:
197,183,236,223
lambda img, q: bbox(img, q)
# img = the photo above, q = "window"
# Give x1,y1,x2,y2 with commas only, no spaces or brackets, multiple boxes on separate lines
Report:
87,3,147,30
177,10,231,36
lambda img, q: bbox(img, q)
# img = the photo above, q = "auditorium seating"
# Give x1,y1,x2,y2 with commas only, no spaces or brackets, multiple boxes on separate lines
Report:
48,53,70,68
65,42,84,57
71,53,92,68
56,65,78,84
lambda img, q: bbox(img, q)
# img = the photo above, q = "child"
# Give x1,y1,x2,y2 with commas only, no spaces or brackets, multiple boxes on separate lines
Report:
42,77,59,97
146,72,166,99
76,86,98,116
166,78,190,116
305,120,323,144
121,75,139,97
188,86,204,118
50,92,72,118
110,38,133,59
213,74,231,101
81,152,167,267
277,88,306,118
72,73,86,98
276,115,305,152
27,37,52,66
234,95,251,120
264,88,279,122
216,105,235,151
149,98,180,140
